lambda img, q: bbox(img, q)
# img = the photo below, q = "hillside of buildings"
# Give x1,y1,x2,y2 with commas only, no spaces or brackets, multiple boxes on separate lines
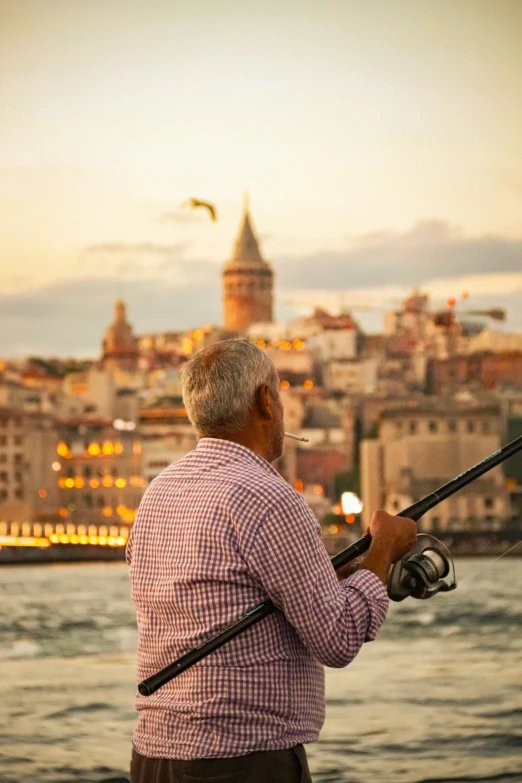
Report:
1,203,522,560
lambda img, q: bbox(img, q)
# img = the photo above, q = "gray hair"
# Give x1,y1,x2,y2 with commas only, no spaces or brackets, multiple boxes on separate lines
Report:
181,339,279,437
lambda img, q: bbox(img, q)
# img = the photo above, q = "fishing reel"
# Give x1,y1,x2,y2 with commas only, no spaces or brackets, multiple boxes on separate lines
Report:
387,533,457,602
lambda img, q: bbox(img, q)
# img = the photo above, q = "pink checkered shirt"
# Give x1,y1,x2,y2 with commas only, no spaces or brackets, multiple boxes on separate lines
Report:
127,438,389,760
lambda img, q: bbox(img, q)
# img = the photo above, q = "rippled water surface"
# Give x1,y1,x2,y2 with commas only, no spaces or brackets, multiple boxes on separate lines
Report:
0,559,521,783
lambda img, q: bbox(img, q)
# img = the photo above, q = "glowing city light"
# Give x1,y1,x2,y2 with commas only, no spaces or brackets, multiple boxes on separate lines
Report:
52,461,61,471
341,492,363,515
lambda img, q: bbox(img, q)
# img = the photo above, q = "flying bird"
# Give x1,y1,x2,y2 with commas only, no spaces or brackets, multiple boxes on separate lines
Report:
180,198,218,222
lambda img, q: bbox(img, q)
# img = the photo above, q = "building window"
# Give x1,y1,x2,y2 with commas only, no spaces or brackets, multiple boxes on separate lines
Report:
13,435,23,446
14,454,23,465
428,421,438,433
0,455,5,464
14,472,22,483
448,420,456,433
482,420,491,435
84,493,93,507
467,420,475,433
97,496,105,507
431,516,440,531
84,465,92,478
0,436,6,446
484,497,494,509
409,421,417,434
15,488,23,499
0,471,7,482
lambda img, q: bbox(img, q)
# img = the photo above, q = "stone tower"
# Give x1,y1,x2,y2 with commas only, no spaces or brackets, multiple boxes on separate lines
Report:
222,197,274,333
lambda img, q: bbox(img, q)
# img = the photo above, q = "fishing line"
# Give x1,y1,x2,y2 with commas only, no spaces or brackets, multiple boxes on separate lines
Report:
463,540,522,584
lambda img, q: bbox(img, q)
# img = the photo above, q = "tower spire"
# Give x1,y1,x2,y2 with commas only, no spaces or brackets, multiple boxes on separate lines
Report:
222,195,274,332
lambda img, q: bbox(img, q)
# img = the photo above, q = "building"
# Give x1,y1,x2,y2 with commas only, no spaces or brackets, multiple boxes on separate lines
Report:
360,398,512,533
222,198,274,332
324,358,378,394
0,406,29,518
427,351,522,394
54,419,143,528
0,408,61,524
138,396,197,483
290,400,355,501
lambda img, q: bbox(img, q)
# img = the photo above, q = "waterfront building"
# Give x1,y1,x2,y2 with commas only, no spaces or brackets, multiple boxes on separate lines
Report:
360,397,512,533
0,406,30,519
0,408,60,528
54,419,143,528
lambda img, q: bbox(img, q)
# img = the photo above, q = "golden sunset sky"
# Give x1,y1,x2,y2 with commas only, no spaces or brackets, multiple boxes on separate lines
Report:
1,0,521,355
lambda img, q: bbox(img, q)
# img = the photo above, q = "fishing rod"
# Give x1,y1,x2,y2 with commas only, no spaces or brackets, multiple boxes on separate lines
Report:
139,433,522,697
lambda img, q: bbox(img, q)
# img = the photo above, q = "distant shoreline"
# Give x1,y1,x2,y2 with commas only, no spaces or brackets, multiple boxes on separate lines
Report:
1,538,521,565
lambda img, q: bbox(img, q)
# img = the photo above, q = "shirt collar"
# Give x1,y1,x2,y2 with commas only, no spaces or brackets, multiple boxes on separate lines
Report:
195,437,280,477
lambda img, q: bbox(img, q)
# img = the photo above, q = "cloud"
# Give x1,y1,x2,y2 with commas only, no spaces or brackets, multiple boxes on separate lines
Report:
83,240,203,281
275,220,522,293
0,275,222,357
274,220,522,330
1,220,521,356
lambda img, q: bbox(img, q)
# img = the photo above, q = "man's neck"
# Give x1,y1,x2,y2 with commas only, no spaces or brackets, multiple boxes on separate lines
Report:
205,431,271,463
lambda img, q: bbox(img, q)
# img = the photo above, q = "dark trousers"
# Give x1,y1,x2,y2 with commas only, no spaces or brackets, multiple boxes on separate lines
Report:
130,745,312,783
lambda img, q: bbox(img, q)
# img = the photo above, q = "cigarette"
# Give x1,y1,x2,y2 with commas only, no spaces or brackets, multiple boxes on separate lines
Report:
284,431,309,442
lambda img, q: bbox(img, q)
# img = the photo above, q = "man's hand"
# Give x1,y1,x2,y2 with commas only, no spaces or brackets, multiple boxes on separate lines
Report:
369,509,418,564
359,509,417,586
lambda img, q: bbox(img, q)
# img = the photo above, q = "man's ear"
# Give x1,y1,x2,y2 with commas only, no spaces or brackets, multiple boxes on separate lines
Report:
256,384,273,420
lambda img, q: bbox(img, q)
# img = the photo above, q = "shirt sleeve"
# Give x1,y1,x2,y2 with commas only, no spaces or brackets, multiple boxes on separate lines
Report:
244,492,389,668
125,529,133,566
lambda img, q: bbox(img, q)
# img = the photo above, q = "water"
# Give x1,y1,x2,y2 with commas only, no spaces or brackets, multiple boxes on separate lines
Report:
0,559,521,783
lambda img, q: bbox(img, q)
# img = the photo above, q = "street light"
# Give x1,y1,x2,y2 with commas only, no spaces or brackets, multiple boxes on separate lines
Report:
341,492,363,515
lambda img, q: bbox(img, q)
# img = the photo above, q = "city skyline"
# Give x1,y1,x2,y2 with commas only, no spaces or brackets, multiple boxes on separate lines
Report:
1,0,522,356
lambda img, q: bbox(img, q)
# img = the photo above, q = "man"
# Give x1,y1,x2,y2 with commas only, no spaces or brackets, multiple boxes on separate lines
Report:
127,339,416,783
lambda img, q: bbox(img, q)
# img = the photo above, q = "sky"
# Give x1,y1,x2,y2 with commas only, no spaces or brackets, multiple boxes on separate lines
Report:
1,0,521,357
